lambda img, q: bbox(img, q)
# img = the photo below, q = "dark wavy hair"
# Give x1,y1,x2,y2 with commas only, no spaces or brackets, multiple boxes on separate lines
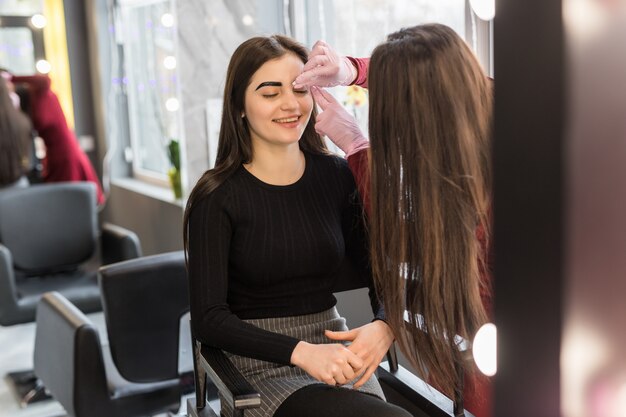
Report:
368,24,493,397
0,74,31,186
183,35,327,256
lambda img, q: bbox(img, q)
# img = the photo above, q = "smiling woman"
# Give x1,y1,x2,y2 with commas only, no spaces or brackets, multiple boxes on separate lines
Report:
183,35,411,417
242,52,313,185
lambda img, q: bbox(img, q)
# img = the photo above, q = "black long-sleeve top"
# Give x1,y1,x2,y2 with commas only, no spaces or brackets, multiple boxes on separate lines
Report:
188,151,383,366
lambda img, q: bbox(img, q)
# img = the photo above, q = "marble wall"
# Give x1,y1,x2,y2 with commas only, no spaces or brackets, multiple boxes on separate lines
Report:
176,0,283,195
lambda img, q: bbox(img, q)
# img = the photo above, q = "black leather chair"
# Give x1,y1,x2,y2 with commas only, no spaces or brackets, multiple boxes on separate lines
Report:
0,182,142,326
187,260,474,417
0,182,142,406
33,251,191,417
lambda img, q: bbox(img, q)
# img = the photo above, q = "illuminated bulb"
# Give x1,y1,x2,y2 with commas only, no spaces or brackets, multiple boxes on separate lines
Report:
242,14,254,26
469,0,495,21
163,56,177,70
161,13,175,28
473,323,497,376
35,59,51,74
165,97,179,112
31,14,47,29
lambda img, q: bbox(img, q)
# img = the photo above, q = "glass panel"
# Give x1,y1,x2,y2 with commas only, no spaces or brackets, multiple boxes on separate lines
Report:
305,0,466,148
122,0,179,180
0,0,43,16
0,27,35,74
327,0,465,58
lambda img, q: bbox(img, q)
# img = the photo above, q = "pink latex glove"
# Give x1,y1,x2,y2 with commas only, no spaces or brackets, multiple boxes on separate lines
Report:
311,86,369,157
293,40,357,89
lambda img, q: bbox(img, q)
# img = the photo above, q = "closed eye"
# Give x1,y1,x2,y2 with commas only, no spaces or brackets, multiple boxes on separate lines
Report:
262,93,278,98
294,89,308,95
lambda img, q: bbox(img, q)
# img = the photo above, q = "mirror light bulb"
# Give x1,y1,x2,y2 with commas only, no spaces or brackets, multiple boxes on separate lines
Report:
242,15,254,26
161,13,174,28
473,323,497,376
165,97,179,112
36,60,51,74
163,56,177,70
469,0,496,21
31,14,47,29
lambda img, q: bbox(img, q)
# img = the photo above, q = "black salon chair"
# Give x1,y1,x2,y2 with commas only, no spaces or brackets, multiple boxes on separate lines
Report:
33,251,191,417
0,182,142,326
187,260,474,417
0,182,141,405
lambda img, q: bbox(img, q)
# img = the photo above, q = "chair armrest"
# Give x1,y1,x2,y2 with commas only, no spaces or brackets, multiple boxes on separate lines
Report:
0,244,18,326
100,223,142,265
377,362,475,417
386,343,399,372
197,344,261,411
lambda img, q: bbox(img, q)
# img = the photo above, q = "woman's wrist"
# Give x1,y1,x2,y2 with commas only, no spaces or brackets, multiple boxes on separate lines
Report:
290,341,310,366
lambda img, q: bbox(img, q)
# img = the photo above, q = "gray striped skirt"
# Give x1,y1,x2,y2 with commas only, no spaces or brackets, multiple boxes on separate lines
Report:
221,307,386,417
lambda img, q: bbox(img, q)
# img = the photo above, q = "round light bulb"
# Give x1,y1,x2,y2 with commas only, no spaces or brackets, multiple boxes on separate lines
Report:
35,59,51,74
473,323,497,376
469,0,496,21
242,15,254,26
163,56,177,70
165,97,179,112
31,14,47,29
161,13,175,28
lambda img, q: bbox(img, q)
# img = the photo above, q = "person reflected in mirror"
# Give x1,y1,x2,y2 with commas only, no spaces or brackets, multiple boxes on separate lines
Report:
295,24,494,417
184,34,411,417
0,71,31,189
7,71,105,204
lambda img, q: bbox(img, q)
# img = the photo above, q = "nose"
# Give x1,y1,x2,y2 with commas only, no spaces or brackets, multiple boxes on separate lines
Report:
280,90,299,111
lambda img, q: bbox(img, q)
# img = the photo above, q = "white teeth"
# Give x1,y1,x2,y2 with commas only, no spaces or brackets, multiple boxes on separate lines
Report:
274,116,299,123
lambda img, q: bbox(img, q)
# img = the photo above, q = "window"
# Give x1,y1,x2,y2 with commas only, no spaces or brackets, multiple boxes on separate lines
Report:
289,0,490,148
120,0,181,185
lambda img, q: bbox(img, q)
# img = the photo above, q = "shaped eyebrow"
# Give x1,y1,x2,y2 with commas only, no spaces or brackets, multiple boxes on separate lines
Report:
255,81,282,90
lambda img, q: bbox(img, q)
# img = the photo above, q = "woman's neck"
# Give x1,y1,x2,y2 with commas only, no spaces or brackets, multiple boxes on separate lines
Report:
244,142,305,186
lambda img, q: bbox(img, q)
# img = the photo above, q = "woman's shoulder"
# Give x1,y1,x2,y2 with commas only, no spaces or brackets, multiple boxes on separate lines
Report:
191,169,239,208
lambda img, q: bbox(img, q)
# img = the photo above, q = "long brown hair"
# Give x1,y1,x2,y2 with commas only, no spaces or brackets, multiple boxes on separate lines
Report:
0,75,31,187
183,35,327,255
368,24,493,397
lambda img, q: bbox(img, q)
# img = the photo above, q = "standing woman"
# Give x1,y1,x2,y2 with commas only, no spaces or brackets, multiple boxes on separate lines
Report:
298,24,493,416
183,35,411,417
8,72,105,204
0,71,31,188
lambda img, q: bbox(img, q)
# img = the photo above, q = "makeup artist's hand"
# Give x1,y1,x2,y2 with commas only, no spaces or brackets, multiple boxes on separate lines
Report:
311,87,369,157
325,320,394,389
293,40,356,89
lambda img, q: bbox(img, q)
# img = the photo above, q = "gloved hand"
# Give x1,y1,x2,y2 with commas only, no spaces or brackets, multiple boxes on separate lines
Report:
311,86,369,157
293,40,357,89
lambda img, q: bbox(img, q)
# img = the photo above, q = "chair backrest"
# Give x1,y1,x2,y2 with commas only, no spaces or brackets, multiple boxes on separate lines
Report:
34,291,104,417
99,251,189,383
0,182,98,274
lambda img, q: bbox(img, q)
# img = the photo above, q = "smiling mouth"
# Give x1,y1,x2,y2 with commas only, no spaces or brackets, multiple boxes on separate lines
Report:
273,116,300,123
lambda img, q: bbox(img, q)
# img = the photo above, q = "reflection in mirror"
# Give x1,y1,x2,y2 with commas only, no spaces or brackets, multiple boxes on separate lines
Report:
121,0,181,184
0,27,36,74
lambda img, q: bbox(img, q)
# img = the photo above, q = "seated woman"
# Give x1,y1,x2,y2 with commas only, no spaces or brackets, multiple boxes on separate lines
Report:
184,35,411,417
0,71,31,189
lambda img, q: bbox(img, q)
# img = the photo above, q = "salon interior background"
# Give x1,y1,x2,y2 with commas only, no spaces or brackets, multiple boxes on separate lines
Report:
0,0,493,255
2,1,626,417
